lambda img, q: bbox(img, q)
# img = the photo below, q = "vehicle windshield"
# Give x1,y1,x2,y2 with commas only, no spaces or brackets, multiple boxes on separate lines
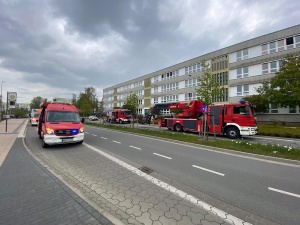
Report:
33,113,40,118
47,111,80,122
123,110,132,115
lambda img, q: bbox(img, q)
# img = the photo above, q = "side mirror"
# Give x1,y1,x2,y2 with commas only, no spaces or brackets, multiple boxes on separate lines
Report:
81,118,85,123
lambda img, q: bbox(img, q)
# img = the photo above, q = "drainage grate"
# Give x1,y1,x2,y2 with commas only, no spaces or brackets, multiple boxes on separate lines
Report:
139,166,154,174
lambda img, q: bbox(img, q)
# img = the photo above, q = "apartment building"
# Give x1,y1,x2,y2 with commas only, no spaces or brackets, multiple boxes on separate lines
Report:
103,25,300,123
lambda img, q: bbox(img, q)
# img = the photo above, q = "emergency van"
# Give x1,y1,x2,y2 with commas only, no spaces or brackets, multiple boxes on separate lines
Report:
38,99,85,148
30,109,42,126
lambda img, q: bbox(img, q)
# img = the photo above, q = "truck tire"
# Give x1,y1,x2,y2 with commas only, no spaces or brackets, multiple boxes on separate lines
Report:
174,123,183,132
119,120,122,124
226,127,240,139
42,139,49,148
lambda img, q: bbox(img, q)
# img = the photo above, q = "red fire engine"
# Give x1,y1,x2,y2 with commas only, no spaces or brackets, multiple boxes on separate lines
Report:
157,99,257,139
106,109,132,124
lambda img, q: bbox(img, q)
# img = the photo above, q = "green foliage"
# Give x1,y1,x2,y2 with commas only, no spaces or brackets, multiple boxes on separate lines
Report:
195,60,224,106
30,96,46,109
124,93,139,113
76,86,98,116
259,55,300,109
244,95,269,113
258,124,300,138
11,108,27,118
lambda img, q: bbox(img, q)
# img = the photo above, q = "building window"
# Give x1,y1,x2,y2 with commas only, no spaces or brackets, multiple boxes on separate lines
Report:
185,78,199,87
237,85,249,96
138,100,143,105
154,76,159,82
154,86,158,93
286,37,294,49
295,35,300,48
262,44,268,55
243,84,249,95
269,42,276,53
237,67,249,78
278,39,284,51
237,85,242,96
270,61,277,73
185,92,198,101
237,49,248,61
270,104,278,113
154,97,158,104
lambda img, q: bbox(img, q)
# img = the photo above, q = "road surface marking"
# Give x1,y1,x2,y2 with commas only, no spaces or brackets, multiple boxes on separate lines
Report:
113,140,121,144
89,127,300,168
100,137,107,139
153,153,172,159
84,143,250,225
92,134,97,136
85,132,89,134
268,187,300,199
193,165,225,176
129,146,141,150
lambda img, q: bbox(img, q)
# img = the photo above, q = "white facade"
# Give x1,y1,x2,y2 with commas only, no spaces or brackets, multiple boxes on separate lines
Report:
103,25,300,121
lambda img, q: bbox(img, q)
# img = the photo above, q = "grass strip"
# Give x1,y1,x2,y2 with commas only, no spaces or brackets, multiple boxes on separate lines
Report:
86,122,300,161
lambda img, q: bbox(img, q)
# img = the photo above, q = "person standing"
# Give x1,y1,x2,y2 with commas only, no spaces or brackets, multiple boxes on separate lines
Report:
150,114,155,126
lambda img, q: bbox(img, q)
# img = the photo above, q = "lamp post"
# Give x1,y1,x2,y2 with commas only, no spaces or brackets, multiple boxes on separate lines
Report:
0,81,5,122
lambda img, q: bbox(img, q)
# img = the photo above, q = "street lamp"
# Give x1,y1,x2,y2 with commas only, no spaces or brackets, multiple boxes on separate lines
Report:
0,81,5,122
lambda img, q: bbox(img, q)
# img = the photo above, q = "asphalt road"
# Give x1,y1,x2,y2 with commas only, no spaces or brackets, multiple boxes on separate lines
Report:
96,121,300,149
26,123,300,225
83,125,300,225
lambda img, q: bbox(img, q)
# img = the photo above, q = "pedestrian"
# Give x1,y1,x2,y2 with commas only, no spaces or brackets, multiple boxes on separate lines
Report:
150,114,155,126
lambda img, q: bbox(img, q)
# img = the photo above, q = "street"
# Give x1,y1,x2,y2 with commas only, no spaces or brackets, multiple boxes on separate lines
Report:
24,122,300,225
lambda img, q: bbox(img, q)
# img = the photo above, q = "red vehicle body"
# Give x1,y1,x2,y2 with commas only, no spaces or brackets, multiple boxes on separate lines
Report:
106,109,132,124
38,100,85,148
158,99,257,139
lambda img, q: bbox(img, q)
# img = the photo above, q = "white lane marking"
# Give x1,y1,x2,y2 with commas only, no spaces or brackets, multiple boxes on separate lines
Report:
101,137,107,139
129,146,141,150
83,143,250,225
85,132,89,134
193,165,225,176
153,153,172,159
113,140,121,144
87,126,300,168
92,134,97,136
268,187,300,199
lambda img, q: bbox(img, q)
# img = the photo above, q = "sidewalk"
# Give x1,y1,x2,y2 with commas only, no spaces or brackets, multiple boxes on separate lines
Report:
0,119,112,225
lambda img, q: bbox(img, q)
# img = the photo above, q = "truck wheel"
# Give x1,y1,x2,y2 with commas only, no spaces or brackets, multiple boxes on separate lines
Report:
174,123,183,132
42,139,49,148
119,120,122,124
226,127,240,139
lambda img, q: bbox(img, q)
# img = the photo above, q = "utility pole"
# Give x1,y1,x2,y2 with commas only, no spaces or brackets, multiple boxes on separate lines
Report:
0,81,5,122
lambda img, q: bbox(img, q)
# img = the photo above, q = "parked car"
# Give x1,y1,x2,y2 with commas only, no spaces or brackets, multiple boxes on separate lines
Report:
88,115,98,121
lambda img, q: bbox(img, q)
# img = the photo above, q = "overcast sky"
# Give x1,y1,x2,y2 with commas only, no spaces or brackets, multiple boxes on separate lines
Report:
0,0,299,103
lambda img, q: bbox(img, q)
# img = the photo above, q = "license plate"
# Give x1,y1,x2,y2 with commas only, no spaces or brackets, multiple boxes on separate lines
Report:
61,138,73,143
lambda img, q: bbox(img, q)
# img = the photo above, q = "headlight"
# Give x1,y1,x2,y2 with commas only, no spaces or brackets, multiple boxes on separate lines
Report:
80,127,84,133
46,128,54,135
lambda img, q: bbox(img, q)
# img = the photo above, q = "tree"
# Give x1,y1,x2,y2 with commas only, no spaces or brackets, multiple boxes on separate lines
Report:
30,96,45,109
124,93,139,128
195,60,224,106
76,87,98,117
244,94,269,113
262,55,300,109
124,93,139,113
195,60,224,139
